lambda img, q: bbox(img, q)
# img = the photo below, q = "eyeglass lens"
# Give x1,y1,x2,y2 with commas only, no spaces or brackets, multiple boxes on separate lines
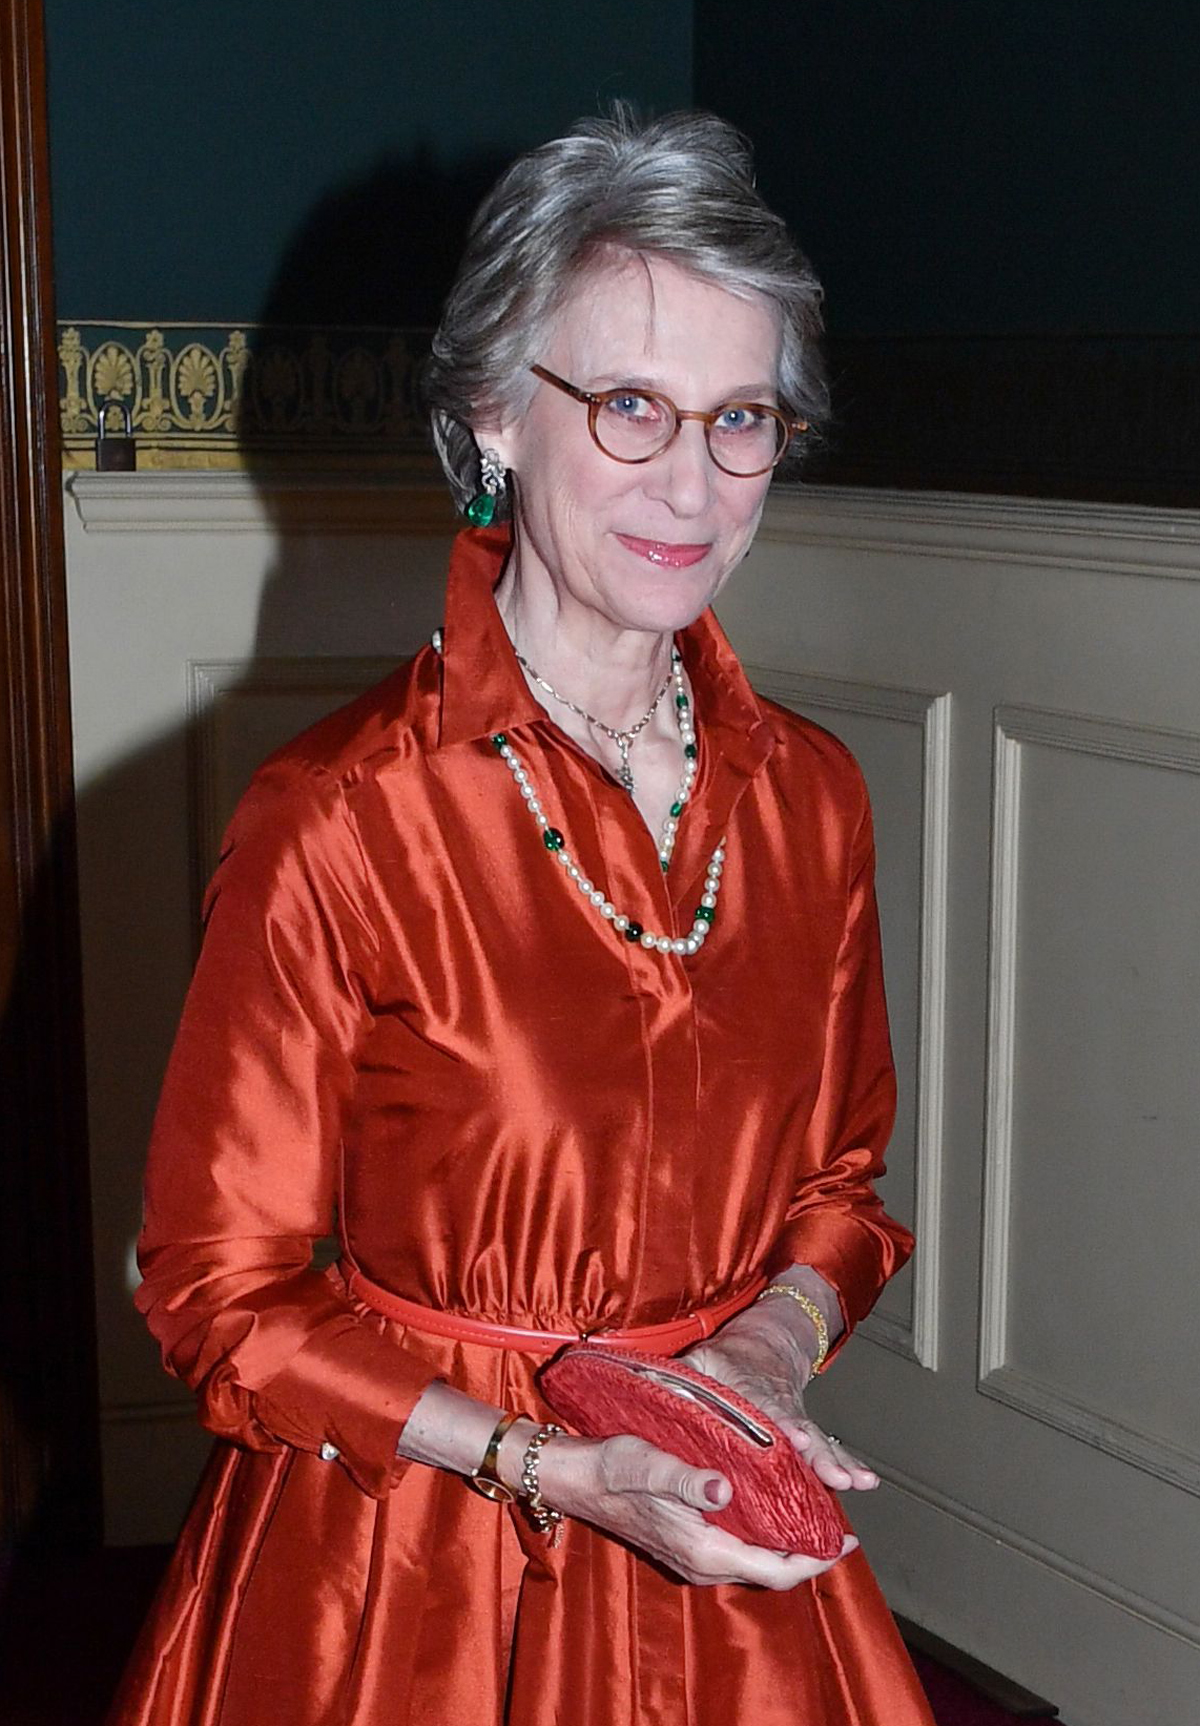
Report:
591,391,787,475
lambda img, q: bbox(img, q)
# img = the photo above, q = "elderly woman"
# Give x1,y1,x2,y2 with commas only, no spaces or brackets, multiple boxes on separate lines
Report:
111,110,935,1726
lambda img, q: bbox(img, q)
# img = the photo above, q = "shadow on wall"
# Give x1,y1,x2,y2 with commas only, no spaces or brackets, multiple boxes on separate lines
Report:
257,145,507,328
233,147,508,481
2,149,486,1717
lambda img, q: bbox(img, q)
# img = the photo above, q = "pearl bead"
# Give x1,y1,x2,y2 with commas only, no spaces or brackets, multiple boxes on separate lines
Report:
495,658,726,963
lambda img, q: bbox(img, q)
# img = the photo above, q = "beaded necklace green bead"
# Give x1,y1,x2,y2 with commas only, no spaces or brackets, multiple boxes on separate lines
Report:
490,649,725,958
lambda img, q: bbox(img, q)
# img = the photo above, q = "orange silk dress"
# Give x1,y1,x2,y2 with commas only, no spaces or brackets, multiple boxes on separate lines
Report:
110,527,935,1726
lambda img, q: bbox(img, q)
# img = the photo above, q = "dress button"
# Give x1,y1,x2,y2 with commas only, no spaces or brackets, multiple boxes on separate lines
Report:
319,1441,340,1462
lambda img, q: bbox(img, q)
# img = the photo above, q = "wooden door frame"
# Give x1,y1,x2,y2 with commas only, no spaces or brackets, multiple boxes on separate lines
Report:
0,0,101,1549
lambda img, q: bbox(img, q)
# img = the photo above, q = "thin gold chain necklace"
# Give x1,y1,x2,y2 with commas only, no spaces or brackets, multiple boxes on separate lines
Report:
511,648,672,795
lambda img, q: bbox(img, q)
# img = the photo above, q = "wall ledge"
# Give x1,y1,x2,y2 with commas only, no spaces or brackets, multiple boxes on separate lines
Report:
762,484,1200,580
66,471,1200,577
66,469,458,535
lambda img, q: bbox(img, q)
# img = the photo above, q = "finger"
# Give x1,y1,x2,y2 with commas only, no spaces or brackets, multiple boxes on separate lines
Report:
606,1437,732,1511
710,1530,860,1591
791,1426,878,1491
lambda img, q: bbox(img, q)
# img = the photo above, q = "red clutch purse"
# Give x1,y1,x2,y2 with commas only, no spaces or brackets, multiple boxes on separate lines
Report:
540,1346,845,1559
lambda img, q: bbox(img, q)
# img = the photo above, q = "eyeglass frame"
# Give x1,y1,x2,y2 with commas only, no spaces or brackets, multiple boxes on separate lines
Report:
529,364,808,478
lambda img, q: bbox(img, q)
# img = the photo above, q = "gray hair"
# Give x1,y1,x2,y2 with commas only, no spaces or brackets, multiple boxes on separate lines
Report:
423,107,827,516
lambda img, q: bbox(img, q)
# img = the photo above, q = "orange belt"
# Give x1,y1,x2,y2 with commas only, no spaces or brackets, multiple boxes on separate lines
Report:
343,1263,766,1355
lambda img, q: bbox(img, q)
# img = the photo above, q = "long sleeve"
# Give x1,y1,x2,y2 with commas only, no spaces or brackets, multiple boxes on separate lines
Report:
135,758,436,1497
767,769,914,1354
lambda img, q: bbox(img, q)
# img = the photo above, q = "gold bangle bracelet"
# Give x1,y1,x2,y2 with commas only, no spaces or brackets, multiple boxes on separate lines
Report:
756,1283,830,1376
466,1409,527,1504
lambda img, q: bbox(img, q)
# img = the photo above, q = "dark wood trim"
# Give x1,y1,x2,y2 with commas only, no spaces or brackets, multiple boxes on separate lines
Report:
896,1615,1059,1719
0,0,100,1549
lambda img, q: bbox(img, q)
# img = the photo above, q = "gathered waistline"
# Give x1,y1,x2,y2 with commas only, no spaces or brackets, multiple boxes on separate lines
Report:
342,1262,766,1355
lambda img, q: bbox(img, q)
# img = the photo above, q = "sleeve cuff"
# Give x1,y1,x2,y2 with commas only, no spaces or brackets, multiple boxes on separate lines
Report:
767,1206,914,1364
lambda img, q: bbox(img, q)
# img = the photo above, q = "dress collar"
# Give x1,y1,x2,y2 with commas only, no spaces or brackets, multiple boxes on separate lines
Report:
435,526,776,784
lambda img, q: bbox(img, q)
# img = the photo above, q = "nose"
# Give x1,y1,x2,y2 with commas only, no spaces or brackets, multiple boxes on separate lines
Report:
645,420,714,518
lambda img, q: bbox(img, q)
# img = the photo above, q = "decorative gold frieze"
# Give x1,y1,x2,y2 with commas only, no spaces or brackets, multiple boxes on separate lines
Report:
58,321,437,470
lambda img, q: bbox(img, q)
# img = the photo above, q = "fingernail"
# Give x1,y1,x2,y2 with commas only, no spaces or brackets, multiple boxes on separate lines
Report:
704,1477,726,1506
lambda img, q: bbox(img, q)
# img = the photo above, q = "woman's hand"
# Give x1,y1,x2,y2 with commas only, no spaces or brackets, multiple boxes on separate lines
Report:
523,1428,858,1589
402,1381,853,1587
681,1298,879,1496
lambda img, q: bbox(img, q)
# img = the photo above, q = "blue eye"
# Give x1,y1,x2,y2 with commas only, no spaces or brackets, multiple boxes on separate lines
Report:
716,405,769,434
607,393,663,423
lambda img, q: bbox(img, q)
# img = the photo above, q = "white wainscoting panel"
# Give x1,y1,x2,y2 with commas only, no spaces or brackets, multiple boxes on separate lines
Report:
748,668,950,1371
65,474,1200,1725
188,657,406,898
981,706,1200,1494
63,470,454,1543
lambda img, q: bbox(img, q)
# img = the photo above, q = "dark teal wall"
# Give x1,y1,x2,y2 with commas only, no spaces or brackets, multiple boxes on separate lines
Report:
695,1,1200,336
54,3,1197,336
46,0,694,322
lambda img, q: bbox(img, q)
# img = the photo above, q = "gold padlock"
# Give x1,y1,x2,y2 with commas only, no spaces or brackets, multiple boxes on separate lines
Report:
95,401,136,471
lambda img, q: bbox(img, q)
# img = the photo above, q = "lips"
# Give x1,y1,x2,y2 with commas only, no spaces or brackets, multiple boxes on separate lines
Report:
615,533,711,569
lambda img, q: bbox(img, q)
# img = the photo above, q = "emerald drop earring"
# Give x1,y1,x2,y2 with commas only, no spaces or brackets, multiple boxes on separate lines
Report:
466,447,506,526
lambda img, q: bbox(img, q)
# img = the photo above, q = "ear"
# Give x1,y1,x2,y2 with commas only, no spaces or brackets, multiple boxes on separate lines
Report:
469,418,518,476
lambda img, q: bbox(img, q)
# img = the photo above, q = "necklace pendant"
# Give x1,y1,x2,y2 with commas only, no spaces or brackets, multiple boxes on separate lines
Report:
618,763,636,795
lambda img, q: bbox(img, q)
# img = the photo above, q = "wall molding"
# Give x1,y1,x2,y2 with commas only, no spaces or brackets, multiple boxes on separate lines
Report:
811,333,1200,510
58,320,432,469
100,1397,194,1429
66,469,457,535
67,471,1200,567
860,1448,1200,1653
759,484,1200,580
187,657,410,905
980,703,1200,1491
746,668,951,1370
0,0,102,1547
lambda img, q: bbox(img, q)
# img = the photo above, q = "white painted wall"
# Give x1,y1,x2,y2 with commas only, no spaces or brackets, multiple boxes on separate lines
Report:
64,473,1200,1725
